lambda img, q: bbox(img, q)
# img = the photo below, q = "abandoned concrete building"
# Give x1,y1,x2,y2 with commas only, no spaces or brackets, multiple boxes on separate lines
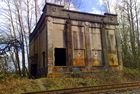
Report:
29,3,123,77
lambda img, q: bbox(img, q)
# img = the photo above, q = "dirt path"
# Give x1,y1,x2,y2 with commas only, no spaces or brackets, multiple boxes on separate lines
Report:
37,79,47,91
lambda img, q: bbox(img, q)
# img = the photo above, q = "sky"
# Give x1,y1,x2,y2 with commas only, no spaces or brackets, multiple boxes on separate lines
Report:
46,0,106,14
80,0,105,14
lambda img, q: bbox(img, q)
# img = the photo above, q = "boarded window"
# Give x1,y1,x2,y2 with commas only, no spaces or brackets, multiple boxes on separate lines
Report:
72,26,80,49
90,28,102,66
55,48,66,66
107,30,116,51
79,27,84,49
52,29,64,47
73,50,85,66
91,28,102,50
73,31,78,48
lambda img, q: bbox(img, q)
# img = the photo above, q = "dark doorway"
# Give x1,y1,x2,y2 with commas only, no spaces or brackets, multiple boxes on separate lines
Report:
31,64,37,77
55,48,66,66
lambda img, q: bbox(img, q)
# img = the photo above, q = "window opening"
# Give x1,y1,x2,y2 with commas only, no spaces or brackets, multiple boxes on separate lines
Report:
55,48,66,66
42,52,45,68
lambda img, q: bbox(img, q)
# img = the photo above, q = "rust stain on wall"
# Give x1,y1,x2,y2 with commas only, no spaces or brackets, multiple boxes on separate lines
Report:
73,59,85,66
92,59,101,66
108,53,118,66
47,73,59,78
73,50,85,66
73,59,101,66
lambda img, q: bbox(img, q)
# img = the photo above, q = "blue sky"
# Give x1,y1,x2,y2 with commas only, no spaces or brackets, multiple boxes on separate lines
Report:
81,0,100,12
79,0,105,14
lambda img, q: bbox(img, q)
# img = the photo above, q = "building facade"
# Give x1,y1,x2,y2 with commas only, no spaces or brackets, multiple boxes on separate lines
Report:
29,3,123,77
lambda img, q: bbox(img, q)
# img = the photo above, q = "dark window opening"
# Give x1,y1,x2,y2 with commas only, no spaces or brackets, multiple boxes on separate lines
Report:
42,52,45,68
34,54,38,64
55,48,66,66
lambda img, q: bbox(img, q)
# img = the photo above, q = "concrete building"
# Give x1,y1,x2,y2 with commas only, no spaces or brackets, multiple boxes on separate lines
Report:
29,3,123,77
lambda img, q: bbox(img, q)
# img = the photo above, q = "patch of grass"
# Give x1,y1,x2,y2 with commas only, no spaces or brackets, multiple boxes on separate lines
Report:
0,77,41,94
1,67,140,93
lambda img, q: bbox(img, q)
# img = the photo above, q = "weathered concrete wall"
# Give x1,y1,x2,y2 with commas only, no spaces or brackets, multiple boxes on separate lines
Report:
105,25,123,71
30,40,34,58
52,24,66,48
46,20,122,74
71,22,103,72
47,17,54,74
46,17,68,74
34,38,38,54
29,3,123,77
39,27,47,69
29,39,34,73
46,18,105,74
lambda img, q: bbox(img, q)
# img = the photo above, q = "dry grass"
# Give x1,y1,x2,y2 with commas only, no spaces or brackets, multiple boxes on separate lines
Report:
40,67,140,91
0,77,41,94
1,67,140,93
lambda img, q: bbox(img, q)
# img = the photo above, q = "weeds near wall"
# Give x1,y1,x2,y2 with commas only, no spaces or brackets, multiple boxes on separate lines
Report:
1,67,140,93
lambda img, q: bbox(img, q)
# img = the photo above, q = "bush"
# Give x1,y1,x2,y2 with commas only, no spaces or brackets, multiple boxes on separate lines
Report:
0,59,18,79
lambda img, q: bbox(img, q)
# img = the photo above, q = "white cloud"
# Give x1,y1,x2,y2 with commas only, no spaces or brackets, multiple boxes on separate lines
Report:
98,0,103,6
46,0,78,11
96,0,118,14
89,7,104,15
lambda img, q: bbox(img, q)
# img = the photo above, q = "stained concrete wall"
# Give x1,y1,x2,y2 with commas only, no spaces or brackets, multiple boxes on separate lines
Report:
46,17,123,74
29,3,123,77
39,27,47,69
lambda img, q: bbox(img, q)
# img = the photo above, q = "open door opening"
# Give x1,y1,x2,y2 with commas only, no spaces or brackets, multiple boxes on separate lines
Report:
31,64,37,77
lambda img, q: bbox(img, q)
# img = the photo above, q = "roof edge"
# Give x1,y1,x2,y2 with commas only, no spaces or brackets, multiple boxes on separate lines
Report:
104,13,117,16
62,9,105,17
43,2,64,11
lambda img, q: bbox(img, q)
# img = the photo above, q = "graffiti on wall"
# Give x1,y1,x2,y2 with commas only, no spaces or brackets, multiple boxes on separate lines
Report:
72,50,101,72
72,66,99,72
73,50,85,66
48,59,53,73
92,51,101,66
53,67,64,72
73,59,85,66
47,50,102,73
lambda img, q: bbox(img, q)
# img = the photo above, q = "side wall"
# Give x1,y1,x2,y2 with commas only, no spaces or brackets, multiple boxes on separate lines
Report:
29,23,47,76
38,26,47,74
